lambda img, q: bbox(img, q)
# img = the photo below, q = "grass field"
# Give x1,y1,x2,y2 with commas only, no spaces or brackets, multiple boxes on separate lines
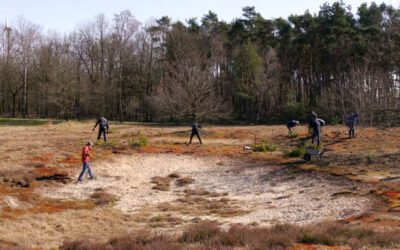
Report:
0,120,399,249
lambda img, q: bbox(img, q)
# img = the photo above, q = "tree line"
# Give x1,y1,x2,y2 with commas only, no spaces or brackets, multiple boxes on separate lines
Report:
0,1,399,125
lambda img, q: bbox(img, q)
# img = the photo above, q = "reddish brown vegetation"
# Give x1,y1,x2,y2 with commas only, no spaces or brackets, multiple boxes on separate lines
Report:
61,221,400,250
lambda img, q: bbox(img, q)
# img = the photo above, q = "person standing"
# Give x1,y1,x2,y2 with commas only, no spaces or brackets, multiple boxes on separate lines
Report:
188,122,203,145
77,142,94,182
346,112,359,139
93,117,109,142
310,114,325,146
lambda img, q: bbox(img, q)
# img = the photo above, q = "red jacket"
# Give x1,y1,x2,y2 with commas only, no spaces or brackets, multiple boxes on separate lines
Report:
82,145,91,163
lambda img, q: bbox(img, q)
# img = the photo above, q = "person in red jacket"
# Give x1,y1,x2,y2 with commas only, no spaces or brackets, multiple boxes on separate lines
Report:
77,141,94,182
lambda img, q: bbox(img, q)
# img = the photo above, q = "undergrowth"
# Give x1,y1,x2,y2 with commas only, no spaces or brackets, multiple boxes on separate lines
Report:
129,131,149,148
61,221,400,250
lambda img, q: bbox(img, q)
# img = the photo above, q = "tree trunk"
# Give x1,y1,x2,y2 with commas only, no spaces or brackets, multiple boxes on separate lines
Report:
23,66,28,118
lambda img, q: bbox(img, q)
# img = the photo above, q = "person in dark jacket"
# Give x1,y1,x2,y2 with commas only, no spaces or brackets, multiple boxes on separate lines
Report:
308,111,318,134
188,122,203,145
346,112,359,139
287,120,300,134
92,117,109,142
310,114,325,146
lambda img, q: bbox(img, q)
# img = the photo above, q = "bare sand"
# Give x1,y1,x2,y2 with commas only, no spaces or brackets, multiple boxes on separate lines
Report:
40,154,373,225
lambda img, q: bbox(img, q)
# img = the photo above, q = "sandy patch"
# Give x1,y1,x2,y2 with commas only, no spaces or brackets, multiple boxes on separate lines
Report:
40,154,374,225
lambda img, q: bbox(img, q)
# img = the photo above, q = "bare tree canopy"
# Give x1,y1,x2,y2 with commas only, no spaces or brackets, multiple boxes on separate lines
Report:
0,3,398,125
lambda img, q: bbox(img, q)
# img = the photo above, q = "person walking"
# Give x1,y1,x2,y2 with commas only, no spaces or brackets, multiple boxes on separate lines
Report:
93,117,109,142
188,122,203,145
77,141,94,182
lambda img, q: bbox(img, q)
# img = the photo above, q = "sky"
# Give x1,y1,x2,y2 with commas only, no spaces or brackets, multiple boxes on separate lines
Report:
0,0,399,33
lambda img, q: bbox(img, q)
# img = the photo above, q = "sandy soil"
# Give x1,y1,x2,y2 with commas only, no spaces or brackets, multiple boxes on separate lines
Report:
40,154,374,225
0,123,394,249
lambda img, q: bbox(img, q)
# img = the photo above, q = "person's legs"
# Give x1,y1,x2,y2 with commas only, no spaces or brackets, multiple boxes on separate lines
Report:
77,162,88,181
351,126,355,138
87,163,94,179
97,129,102,140
312,132,321,146
103,129,107,142
189,132,194,144
196,132,202,144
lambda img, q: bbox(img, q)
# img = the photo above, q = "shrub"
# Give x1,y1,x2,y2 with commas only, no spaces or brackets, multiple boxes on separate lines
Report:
252,140,277,152
287,146,305,157
90,189,117,205
129,131,148,148
176,176,195,186
180,221,220,243
168,173,181,179
151,176,171,191
287,131,299,138
95,140,118,149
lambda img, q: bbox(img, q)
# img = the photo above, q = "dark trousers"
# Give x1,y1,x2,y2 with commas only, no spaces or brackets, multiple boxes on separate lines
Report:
189,131,202,144
349,126,355,138
311,131,320,146
97,128,107,142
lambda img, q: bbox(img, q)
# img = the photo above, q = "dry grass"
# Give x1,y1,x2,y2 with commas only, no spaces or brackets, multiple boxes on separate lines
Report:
157,195,248,218
62,231,180,250
168,173,181,179
148,213,184,227
62,220,400,249
176,176,195,186
90,189,117,205
2,121,400,248
151,176,172,191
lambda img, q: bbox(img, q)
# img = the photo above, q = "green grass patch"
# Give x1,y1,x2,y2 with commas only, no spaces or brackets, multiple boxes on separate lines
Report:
252,140,277,153
287,146,305,157
129,131,149,147
287,131,299,138
95,139,118,148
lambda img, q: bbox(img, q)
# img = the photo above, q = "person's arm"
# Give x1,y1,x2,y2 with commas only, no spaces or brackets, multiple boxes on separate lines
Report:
93,120,100,131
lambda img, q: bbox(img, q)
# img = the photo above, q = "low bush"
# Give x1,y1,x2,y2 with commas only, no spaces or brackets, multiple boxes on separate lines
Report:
168,173,181,179
129,131,148,148
90,189,117,205
95,140,118,149
176,176,195,186
151,176,171,191
287,131,299,138
287,146,305,157
61,220,400,250
252,140,277,153
180,221,220,243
